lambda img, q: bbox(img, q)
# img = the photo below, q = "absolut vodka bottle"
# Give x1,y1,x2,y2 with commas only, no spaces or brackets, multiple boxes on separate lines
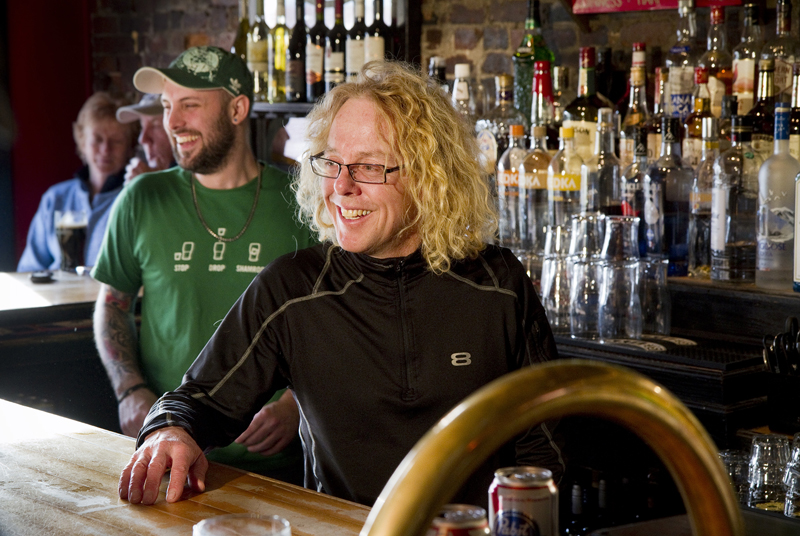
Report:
644,117,693,276
756,102,800,288
497,124,529,257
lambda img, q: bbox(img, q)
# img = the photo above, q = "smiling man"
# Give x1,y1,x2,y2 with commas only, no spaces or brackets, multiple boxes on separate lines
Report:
118,61,565,508
115,93,174,184
91,47,314,483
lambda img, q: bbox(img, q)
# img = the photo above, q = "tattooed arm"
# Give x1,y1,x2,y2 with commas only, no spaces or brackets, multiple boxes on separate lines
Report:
94,283,157,437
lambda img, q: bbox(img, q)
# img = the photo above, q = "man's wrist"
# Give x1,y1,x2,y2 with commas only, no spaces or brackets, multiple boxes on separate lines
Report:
117,383,149,403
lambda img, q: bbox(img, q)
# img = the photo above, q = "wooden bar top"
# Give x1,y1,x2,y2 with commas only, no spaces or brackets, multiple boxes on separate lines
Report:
0,399,369,535
0,271,102,327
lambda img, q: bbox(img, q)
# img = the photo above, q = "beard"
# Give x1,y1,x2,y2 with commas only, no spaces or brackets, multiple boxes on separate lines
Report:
171,110,236,175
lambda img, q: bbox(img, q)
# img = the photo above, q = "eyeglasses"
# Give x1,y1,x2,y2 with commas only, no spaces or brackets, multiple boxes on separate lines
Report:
309,153,401,184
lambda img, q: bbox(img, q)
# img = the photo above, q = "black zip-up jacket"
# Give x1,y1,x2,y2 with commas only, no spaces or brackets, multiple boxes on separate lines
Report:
138,243,565,506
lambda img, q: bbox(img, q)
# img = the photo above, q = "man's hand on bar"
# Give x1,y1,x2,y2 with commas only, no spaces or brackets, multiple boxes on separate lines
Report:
119,426,207,505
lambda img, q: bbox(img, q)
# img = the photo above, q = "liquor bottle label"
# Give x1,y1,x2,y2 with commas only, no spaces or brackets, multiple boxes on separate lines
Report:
790,135,800,161
669,65,694,120
549,172,580,192
708,76,726,118
562,119,596,162
751,135,774,162
710,186,727,252
247,40,269,71
306,43,323,84
732,58,755,114
497,170,519,187
647,132,662,162
324,50,345,84
453,80,470,101
520,170,547,190
775,57,795,98
364,36,385,63
346,38,365,81
620,138,634,170
757,200,794,270
476,130,498,174
622,180,642,217
681,138,702,168
287,60,304,95
643,180,663,255
690,190,712,212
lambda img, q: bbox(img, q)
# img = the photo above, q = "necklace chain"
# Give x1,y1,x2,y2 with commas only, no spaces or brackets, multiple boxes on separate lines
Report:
191,171,262,243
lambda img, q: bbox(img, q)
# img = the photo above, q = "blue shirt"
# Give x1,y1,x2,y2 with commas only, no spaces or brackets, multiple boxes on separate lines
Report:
17,166,125,272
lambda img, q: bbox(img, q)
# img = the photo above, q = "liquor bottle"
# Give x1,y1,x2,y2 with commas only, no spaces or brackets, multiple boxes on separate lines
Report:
306,0,326,102
710,115,762,283
643,117,693,276
621,125,649,257
665,0,699,122
519,125,552,264
732,3,762,115
698,6,732,118
553,66,574,130
595,47,616,107
428,56,448,93
345,0,367,82
389,0,406,61
564,483,589,536
247,0,269,102
286,0,307,102
682,66,713,169
365,0,388,64
231,0,250,63
268,0,288,103
497,124,529,257
761,0,799,104
531,60,559,152
512,0,555,127
718,94,737,154
748,58,776,163
790,64,800,161
452,64,476,124
646,68,669,163
563,47,606,163
548,126,584,227
756,102,800,289
324,0,346,93
688,117,719,277
583,107,622,215
476,74,525,169
620,43,649,171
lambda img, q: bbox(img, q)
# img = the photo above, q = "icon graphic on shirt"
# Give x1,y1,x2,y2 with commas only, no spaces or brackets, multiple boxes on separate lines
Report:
213,242,226,261
174,242,195,261
249,243,261,262
450,352,472,366
217,227,226,237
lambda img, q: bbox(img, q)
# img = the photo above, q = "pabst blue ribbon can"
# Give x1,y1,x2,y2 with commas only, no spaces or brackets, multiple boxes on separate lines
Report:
488,466,558,536
426,504,490,536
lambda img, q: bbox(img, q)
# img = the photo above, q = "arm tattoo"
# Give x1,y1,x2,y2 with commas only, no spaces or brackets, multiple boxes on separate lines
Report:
94,284,143,397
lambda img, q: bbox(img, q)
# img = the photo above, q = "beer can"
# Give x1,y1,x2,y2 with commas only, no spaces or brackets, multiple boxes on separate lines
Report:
488,466,558,536
427,504,490,536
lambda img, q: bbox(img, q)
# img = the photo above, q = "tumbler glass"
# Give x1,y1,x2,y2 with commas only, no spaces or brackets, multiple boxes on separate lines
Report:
193,514,291,536
54,209,88,273
640,257,671,335
597,216,642,341
748,433,790,510
718,449,749,505
540,225,572,334
568,212,605,339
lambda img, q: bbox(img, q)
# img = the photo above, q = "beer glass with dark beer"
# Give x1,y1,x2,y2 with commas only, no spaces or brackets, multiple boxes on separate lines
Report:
54,210,87,273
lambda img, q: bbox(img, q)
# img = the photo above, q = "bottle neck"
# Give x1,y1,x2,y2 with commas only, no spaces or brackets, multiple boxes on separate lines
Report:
777,2,791,36
497,86,514,106
374,0,384,24
701,140,719,158
741,12,760,43
334,0,343,24
355,0,365,20
595,127,615,154
661,123,681,157
629,82,647,111
239,0,249,19
277,0,286,23
677,9,697,42
533,134,548,151
255,0,264,18
707,21,727,51
757,69,775,101
296,1,304,24
775,109,790,145
511,134,527,149
578,66,596,98
525,0,542,30
654,75,667,114
316,0,324,21
561,137,575,152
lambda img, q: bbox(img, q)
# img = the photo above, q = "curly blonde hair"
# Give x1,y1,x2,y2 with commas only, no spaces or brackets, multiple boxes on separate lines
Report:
293,61,497,274
72,92,138,163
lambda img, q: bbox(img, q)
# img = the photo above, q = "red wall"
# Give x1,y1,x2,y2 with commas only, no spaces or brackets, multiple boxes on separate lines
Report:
8,1,92,262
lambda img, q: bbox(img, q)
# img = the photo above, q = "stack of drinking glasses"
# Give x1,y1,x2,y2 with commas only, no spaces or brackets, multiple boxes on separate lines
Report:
784,434,800,517
541,224,572,334
567,212,605,339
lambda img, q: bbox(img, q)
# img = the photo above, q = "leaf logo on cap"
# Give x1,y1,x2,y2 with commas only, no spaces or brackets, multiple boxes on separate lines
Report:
230,78,242,94
178,47,222,82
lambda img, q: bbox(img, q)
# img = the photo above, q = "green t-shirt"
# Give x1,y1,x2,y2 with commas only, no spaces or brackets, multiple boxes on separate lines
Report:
92,164,314,471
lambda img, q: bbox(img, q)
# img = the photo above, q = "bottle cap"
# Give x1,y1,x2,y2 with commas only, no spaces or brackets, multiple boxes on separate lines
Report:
533,126,547,138
454,63,470,78
560,126,574,138
579,47,595,69
701,117,718,140
710,6,724,24
678,0,694,15
510,124,525,137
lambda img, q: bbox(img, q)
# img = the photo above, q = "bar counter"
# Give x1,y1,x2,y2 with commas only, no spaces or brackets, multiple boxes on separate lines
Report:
0,271,101,327
0,398,369,535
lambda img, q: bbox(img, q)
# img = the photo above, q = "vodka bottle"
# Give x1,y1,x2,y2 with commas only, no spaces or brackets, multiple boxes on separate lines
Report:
698,6,732,118
688,117,719,277
306,0,326,102
732,3,762,116
665,0,699,122
756,103,800,289
548,127,584,228
345,0,367,82
247,0,269,102
790,64,800,161
682,66,713,170
646,68,669,163
268,0,288,103
452,63,476,124
643,117,693,276
324,0,346,93
710,115,762,283
531,60,558,152
563,47,606,162
231,0,250,63
761,0,799,104
520,126,552,264
749,58,776,163
286,0,307,102
583,108,621,216
620,43,649,171
621,125,649,257
497,124,529,257
512,0,554,128
476,74,525,174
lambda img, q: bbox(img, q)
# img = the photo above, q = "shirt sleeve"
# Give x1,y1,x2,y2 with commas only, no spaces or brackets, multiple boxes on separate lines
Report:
90,185,143,294
17,190,58,272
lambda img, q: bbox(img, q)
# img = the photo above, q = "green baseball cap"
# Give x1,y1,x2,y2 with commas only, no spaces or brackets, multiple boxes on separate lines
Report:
133,46,253,110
